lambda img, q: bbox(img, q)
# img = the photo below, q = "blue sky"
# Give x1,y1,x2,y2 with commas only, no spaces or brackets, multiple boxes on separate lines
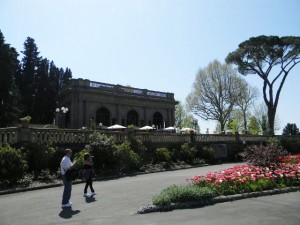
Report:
1,0,299,133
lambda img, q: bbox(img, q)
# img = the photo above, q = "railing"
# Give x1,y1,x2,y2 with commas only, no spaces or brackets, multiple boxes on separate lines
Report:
0,128,19,146
64,79,175,101
0,127,300,147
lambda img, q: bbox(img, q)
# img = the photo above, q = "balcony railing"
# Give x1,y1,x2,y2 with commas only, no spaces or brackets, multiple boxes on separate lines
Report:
0,127,299,147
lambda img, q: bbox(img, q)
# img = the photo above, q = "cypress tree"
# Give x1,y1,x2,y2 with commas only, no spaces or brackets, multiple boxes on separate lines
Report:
0,30,21,127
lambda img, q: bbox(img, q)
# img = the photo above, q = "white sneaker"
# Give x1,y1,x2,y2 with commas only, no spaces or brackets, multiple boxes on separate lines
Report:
83,193,90,197
62,203,72,208
69,201,72,205
91,192,97,196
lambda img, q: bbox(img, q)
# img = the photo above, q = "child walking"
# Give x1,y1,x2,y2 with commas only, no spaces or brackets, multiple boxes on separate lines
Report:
83,153,96,197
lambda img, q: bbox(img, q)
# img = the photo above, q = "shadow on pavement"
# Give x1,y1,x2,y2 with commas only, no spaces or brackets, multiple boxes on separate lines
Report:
85,196,96,203
59,208,81,219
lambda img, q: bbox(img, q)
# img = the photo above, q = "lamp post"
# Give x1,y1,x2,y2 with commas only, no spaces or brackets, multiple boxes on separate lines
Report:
55,106,69,128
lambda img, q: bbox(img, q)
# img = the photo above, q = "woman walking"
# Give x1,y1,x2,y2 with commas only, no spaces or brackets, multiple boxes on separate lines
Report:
83,153,96,197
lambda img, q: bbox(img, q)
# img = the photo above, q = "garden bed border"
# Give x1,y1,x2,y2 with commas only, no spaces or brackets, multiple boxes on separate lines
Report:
137,186,300,214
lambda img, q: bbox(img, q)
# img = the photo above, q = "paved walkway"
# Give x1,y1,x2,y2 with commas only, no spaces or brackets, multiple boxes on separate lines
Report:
0,163,299,225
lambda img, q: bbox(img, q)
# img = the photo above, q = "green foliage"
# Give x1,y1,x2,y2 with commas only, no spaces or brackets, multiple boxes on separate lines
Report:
0,145,28,184
0,30,21,127
155,147,171,163
201,146,215,162
282,123,299,135
74,148,90,168
180,143,197,164
36,169,56,183
226,35,300,135
20,143,56,173
267,137,281,145
227,119,239,134
228,144,244,161
248,116,261,135
86,132,119,170
152,185,216,206
117,141,141,171
17,172,34,188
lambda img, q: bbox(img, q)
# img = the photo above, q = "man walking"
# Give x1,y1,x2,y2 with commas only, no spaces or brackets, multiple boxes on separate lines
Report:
60,148,76,208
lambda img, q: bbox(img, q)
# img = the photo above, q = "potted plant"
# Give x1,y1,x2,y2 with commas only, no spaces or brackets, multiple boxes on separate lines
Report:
20,116,31,128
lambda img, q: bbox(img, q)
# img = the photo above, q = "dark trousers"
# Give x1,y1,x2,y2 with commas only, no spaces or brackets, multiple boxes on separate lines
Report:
84,178,95,194
62,175,72,205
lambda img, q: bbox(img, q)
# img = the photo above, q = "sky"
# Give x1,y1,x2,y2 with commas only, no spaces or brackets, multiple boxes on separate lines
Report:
1,0,299,134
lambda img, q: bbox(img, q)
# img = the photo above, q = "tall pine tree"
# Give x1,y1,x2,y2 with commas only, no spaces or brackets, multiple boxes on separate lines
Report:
17,37,41,121
0,30,21,127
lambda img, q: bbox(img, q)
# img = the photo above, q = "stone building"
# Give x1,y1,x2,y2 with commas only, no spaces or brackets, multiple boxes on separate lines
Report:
58,79,178,129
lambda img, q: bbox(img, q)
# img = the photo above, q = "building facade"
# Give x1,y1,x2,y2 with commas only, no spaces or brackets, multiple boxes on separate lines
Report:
58,79,178,129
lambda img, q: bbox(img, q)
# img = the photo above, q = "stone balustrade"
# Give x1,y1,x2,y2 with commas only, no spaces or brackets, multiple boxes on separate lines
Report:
0,128,19,146
0,127,300,147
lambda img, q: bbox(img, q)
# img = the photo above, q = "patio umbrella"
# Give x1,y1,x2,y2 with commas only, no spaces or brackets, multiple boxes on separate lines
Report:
165,126,175,131
108,124,126,129
179,127,196,133
140,125,154,130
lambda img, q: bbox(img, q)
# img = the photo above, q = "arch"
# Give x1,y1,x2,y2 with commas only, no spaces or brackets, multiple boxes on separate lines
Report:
127,110,139,126
153,112,163,128
96,107,110,126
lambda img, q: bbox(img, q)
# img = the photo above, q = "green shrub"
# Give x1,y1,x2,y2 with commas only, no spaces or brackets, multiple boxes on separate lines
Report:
118,141,141,171
171,146,181,162
17,172,34,188
152,185,216,206
74,149,91,168
180,143,197,164
130,139,148,162
86,132,119,170
202,146,215,162
155,147,171,163
280,139,300,154
36,169,57,183
267,137,281,145
20,143,56,173
0,145,28,184
228,144,244,161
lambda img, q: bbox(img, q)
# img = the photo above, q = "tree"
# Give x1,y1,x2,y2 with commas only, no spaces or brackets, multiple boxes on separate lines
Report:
226,35,300,135
33,58,51,123
0,30,21,127
225,108,244,134
282,123,299,135
186,60,244,131
175,101,199,131
17,37,41,120
254,103,281,135
175,101,186,129
60,67,72,88
248,116,261,135
235,79,259,133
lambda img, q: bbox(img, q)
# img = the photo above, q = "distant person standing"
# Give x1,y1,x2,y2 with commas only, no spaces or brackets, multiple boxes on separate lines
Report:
60,148,76,208
83,153,96,197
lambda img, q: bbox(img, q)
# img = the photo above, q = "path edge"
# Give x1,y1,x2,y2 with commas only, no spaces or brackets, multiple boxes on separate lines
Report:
137,186,300,214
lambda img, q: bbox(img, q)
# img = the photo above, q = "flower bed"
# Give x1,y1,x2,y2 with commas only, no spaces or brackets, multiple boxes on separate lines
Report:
279,154,300,164
188,163,300,195
150,155,300,207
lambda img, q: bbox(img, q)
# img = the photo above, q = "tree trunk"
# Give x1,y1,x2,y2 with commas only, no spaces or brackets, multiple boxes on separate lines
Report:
243,111,247,133
267,107,276,135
